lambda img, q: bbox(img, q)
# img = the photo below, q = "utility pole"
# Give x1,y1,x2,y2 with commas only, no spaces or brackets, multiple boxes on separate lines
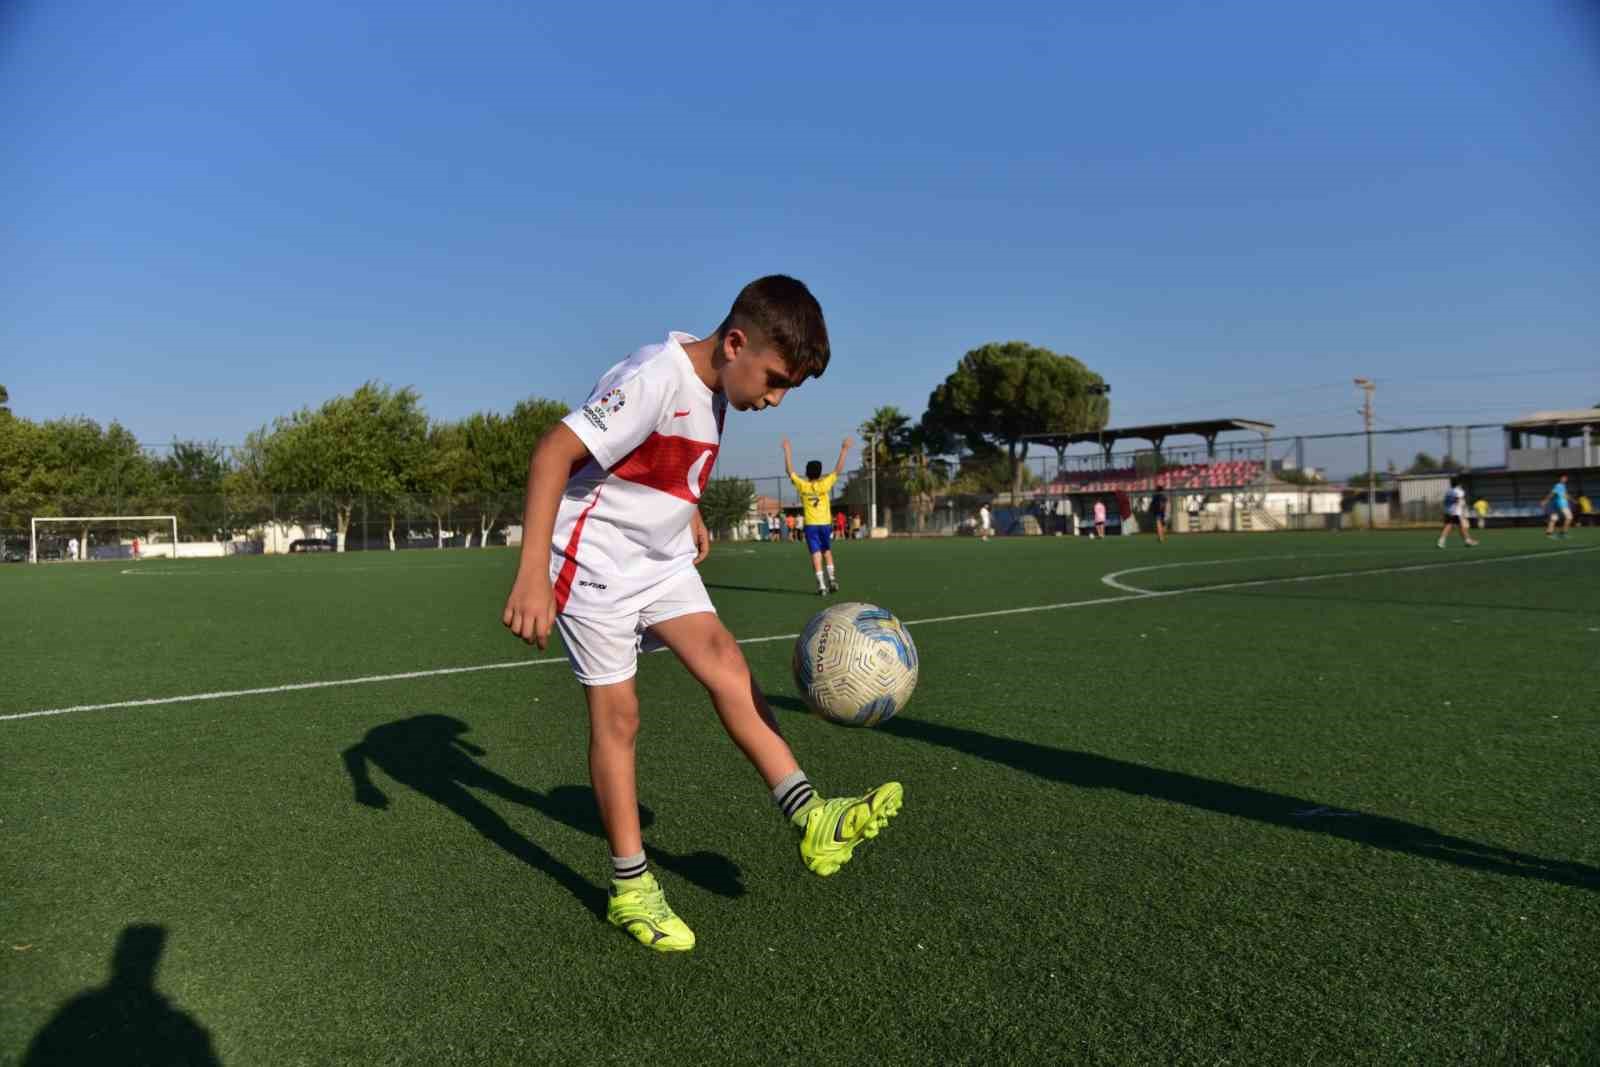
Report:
866,431,879,534
1354,377,1376,530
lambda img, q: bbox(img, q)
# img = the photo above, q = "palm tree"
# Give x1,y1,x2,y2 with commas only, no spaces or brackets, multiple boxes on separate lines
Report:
857,406,911,467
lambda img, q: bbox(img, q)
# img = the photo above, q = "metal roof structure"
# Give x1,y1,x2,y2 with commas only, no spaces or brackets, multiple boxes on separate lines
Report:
1504,409,1600,432
1023,418,1275,454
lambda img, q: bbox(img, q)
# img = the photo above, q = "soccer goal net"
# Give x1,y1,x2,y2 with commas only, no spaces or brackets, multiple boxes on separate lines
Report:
30,515,179,563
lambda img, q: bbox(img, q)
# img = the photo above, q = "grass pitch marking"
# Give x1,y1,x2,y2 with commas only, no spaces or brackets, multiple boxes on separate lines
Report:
7,545,1595,724
1101,544,1596,596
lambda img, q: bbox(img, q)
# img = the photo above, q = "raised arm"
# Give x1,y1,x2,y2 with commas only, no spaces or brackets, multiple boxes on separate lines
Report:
833,436,854,477
502,423,592,649
781,437,797,478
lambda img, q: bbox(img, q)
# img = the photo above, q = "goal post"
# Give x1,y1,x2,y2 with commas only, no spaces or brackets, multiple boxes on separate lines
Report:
30,515,179,563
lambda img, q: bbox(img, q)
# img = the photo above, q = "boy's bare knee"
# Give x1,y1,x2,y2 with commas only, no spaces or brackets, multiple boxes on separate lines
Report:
701,629,751,694
589,689,640,745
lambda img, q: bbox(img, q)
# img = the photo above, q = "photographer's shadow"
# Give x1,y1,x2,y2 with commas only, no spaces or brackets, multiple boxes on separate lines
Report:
341,714,743,916
23,925,221,1067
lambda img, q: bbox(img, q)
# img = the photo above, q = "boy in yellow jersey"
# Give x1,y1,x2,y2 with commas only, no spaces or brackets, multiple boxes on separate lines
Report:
783,436,852,595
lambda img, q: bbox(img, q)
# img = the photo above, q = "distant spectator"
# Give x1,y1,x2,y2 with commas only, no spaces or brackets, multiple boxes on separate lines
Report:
1472,497,1489,529
67,536,79,561
131,537,141,560
977,504,993,542
1150,490,1168,544
833,509,846,540
1579,494,1595,528
851,514,863,539
1092,499,1107,539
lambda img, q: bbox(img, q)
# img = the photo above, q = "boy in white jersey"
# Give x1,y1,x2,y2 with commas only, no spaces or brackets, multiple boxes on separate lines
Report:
501,276,901,952
1436,476,1478,548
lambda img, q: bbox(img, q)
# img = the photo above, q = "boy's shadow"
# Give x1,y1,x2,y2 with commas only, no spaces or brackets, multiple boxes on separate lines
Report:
23,924,221,1067
766,696,1599,892
341,714,743,917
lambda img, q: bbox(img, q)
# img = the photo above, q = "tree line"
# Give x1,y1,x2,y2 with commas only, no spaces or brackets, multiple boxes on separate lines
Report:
0,339,1108,543
0,381,569,549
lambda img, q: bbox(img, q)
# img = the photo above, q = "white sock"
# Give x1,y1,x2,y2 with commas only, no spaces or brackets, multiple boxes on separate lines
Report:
815,570,826,589
825,564,835,581
612,851,647,882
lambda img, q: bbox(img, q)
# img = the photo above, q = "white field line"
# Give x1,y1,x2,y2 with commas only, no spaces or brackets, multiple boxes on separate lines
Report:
1101,544,1597,596
6,545,1595,724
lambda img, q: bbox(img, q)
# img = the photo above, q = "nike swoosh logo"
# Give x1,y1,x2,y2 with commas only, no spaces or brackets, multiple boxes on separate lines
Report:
672,410,692,418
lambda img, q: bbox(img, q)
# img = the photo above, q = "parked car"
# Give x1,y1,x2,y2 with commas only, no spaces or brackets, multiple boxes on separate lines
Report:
288,537,337,553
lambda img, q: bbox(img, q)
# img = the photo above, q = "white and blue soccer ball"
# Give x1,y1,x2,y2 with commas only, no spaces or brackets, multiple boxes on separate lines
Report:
792,602,918,727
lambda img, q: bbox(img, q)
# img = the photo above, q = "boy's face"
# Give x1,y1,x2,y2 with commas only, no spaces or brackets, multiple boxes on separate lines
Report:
719,329,804,412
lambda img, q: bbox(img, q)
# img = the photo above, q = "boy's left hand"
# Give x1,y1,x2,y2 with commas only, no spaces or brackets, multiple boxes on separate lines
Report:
691,509,710,564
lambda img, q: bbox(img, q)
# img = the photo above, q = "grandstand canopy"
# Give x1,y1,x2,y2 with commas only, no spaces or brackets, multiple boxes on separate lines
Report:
1504,409,1600,433
1025,418,1275,456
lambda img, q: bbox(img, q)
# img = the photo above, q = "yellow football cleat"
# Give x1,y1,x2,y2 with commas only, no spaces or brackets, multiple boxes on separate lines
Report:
798,782,903,877
606,872,695,952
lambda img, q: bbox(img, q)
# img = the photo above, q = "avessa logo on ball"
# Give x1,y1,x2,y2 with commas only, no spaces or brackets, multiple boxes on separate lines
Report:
792,602,918,727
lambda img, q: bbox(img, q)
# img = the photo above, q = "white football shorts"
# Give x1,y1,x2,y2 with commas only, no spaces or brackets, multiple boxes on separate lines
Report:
553,567,716,686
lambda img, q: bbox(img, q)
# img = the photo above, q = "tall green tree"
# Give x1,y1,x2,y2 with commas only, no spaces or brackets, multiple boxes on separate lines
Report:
460,397,567,548
261,382,426,551
922,342,1107,497
154,441,230,540
857,406,913,468
698,477,756,538
416,420,471,548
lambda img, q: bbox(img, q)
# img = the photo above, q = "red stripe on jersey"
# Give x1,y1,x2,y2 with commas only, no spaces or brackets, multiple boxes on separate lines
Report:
553,487,604,612
609,432,719,503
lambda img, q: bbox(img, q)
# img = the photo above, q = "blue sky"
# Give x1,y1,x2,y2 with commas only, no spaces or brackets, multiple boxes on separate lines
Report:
4,0,1597,479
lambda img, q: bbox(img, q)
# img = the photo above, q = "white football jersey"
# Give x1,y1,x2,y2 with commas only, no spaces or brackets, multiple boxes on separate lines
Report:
552,332,726,617
1446,486,1465,516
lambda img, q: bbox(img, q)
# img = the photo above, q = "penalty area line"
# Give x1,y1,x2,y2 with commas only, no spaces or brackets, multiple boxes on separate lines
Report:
6,544,1595,724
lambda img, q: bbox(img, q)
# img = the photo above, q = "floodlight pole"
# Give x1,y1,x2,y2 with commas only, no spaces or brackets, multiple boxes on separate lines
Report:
1354,377,1376,530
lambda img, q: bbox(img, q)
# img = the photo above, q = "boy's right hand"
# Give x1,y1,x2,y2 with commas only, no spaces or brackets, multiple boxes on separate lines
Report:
503,570,557,649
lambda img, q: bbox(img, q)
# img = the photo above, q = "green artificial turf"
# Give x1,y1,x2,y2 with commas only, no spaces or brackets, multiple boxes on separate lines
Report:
3,531,1597,1064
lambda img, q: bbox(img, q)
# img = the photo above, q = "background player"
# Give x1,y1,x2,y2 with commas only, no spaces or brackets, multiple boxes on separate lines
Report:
1541,474,1573,539
783,436,851,594
1437,476,1478,548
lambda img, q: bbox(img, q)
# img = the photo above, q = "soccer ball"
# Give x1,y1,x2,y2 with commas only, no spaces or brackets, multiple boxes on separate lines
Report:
791,602,918,727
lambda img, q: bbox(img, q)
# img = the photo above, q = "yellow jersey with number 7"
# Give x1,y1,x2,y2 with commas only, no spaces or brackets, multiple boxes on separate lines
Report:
789,472,838,526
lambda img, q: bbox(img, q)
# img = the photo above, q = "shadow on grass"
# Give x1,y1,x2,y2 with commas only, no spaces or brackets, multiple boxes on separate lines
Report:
23,924,221,1067
704,582,818,597
341,714,744,919
766,695,1600,892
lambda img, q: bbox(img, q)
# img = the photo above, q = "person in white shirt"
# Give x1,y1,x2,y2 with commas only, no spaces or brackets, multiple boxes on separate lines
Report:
977,503,993,541
1437,476,1478,548
500,276,901,953
67,536,79,561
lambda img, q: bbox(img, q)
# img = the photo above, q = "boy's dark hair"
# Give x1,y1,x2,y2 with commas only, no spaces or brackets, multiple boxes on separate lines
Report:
805,460,823,480
718,275,830,379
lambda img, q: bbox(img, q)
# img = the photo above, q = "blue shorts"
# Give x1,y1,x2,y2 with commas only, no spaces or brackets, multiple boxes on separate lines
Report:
804,524,832,553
